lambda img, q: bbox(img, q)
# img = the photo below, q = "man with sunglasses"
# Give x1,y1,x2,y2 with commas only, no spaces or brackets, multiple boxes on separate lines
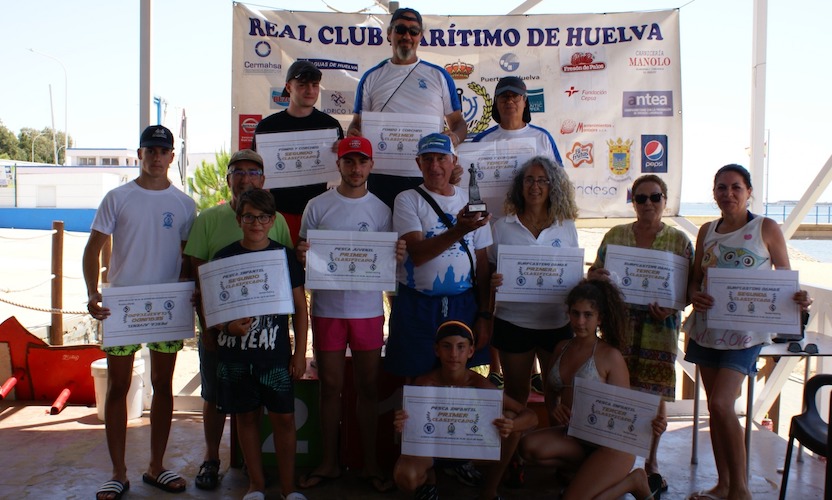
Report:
183,148,293,491
347,7,468,208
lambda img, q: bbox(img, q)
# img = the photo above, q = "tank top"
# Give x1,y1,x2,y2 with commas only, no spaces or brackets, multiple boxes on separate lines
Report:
547,338,602,391
689,213,773,349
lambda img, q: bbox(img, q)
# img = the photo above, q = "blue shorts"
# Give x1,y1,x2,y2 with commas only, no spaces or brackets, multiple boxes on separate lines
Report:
492,317,572,354
684,339,763,376
198,336,218,403
385,286,489,377
215,361,294,415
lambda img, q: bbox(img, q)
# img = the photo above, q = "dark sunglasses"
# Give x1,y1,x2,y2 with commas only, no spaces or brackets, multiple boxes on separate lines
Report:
634,193,665,204
788,342,818,354
393,24,422,36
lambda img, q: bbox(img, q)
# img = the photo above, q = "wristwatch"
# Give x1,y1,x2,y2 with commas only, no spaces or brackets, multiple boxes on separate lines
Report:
477,311,493,320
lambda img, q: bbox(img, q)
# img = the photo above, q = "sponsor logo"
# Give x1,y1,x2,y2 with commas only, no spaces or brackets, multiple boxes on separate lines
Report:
628,50,672,73
564,86,579,97
238,114,262,150
254,41,271,57
559,119,613,135
641,134,668,173
305,58,359,72
445,60,474,80
527,88,545,113
499,53,520,72
270,88,290,110
562,51,606,73
565,87,607,102
567,142,594,168
321,90,355,115
622,91,673,117
607,138,633,177
575,184,618,197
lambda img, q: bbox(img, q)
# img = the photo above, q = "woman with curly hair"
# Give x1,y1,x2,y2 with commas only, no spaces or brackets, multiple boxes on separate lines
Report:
519,279,665,499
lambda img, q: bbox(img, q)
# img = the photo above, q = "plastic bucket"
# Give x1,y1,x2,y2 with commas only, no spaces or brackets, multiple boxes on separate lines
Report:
90,357,145,421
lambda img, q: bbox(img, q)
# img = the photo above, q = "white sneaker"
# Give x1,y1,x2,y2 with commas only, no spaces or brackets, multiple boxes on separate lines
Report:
282,493,308,500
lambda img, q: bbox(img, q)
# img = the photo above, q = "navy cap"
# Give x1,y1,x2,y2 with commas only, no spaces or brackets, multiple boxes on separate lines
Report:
495,76,527,97
435,320,474,344
286,60,322,83
390,7,422,27
417,133,454,156
140,125,174,149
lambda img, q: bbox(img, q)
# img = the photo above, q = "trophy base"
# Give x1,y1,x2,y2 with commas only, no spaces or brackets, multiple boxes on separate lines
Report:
467,203,487,213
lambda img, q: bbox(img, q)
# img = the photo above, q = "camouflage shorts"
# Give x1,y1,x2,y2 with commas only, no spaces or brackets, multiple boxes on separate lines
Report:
102,340,184,356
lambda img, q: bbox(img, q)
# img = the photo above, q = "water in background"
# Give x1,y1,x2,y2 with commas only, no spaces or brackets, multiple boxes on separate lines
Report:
679,202,832,263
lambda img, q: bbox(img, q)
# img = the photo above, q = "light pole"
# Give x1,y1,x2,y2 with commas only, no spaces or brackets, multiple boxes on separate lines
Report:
30,131,46,162
28,48,68,165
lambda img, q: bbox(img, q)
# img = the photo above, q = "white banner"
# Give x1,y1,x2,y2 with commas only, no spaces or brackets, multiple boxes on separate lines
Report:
232,5,682,217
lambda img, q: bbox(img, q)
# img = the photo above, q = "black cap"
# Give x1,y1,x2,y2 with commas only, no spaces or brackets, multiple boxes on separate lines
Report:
391,7,422,27
286,60,322,83
140,125,174,149
492,77,532,124
435,320,474,344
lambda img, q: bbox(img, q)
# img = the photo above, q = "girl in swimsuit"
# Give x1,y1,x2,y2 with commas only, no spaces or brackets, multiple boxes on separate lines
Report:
519,279,666,499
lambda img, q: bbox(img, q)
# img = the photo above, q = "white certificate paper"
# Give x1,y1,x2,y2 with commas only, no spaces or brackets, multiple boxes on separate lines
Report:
603,244,689,310
495,245,585,304
101,281,196,347
706,268,800,334
402,385,503,460
569,378,660,457
456,139,537,201
305,230,397,292
198,249,294,328
256,128,339,188
361,111,442,176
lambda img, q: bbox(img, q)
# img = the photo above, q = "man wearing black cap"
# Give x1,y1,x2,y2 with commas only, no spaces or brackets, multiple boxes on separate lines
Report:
184,148,293,491
347,7,468,209
253,60,344,246
85,125,195,499
473,76,563,165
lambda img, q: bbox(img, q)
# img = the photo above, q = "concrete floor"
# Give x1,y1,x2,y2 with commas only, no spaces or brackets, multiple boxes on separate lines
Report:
0,399,827,499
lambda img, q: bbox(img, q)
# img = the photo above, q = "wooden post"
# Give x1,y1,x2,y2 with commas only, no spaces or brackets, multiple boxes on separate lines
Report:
50,221,64,345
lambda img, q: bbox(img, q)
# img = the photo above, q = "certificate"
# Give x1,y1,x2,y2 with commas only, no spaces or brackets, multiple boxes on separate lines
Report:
305,230,397,291
569,377,660,457
495,245,584,304
198,249,294,328
706,268,800,334
401,385,503,460
256,128,339,188
456,139,537,201
361,111,442,176
603,244,689,310
101,281,195,347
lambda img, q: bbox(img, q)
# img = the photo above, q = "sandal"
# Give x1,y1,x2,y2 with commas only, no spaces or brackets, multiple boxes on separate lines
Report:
142,470,186,493
96,479,129,500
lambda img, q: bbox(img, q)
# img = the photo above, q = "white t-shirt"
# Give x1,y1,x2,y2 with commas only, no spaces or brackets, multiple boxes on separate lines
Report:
473,124,563,165
299,188,392,318
393,185,492,296
355,59,460,117
91,181,195,287
488,214,579,329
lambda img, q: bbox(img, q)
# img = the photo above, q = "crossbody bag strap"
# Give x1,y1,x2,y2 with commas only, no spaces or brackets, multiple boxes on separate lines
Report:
413,186,477,286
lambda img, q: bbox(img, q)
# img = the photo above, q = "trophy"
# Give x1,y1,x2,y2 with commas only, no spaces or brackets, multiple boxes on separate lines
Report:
467,163,487,214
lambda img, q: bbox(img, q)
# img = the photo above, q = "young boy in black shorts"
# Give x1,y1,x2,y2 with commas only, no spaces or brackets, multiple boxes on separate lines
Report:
209,188,308,500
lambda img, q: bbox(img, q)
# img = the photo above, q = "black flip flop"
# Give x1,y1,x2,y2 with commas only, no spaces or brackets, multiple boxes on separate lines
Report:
96,479,130,500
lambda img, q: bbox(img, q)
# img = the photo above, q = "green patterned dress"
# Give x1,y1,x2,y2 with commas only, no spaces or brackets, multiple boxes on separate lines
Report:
592,223,694,401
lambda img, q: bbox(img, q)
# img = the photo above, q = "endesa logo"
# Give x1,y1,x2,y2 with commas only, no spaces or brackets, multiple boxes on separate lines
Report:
567,142,594,168
622,91,673,117
575,184,617,197
641,135,668,173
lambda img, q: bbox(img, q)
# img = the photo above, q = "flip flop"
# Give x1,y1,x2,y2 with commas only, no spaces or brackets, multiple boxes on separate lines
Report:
686,491,725,500
242,492,265,500
142,470,186,493
361,474,396,493
297,472,341,489
96,479,129,500
646,473,663,500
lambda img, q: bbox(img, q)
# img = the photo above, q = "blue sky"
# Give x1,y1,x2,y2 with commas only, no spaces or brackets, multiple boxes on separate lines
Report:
2,0,830,202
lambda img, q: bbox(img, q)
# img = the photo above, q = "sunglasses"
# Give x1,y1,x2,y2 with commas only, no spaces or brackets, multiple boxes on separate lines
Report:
634,193,665,204
788,342,819,354
393,24,422,36
229,169,263,178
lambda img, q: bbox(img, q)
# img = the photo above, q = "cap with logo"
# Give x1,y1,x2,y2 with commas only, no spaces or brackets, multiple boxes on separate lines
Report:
390,7,422,27
492,76,532,124
417,133,455,156
338,137,373,159
286,60,322,83
140,125,174,149
228,149,264,169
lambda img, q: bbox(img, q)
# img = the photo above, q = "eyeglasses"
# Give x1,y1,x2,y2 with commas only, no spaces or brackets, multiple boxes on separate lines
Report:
788,342,819,354
229,170,264,178
634,193,665,204
523,177,551,187
393,24,422,36
240,213,273,225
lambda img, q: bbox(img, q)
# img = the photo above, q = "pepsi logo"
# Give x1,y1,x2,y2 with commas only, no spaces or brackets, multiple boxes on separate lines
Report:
644,140,664,161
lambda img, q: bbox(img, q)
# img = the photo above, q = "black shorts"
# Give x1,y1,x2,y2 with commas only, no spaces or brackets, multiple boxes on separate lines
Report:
491,317,572,354
215,361,294,414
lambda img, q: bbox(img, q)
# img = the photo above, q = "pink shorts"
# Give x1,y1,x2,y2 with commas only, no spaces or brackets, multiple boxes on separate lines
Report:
311,316,385,352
